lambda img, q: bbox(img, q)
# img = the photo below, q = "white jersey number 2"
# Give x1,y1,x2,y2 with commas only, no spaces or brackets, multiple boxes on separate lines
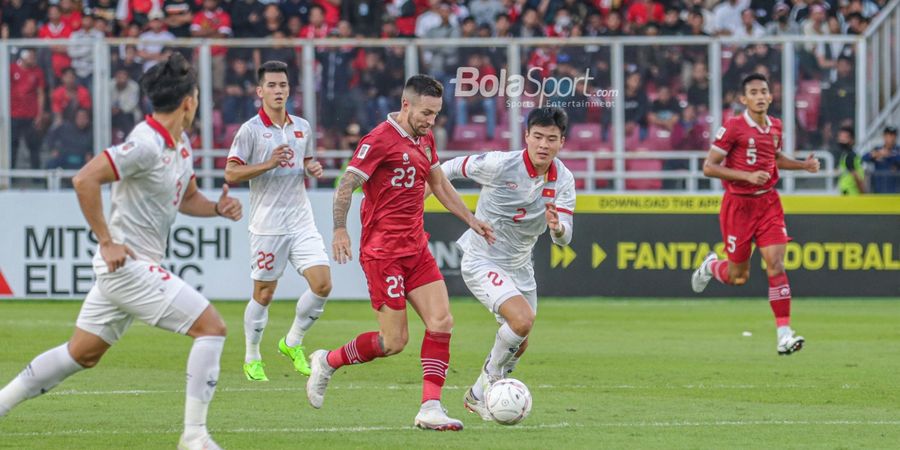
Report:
390,167,416,188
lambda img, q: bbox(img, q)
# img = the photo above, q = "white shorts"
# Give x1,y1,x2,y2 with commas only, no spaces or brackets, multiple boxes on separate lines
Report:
460,253,537,324
249,231,330,282
76,260,210,345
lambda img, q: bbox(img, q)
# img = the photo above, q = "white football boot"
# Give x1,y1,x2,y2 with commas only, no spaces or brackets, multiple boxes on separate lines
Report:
415,399,463,431
463,365,500,421
177,434,223,450
691,252,718,293
777,331,805,355
306,350,334,409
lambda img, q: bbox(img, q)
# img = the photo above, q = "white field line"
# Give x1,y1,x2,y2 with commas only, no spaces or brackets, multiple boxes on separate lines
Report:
3,420,900,438
45,383,857,397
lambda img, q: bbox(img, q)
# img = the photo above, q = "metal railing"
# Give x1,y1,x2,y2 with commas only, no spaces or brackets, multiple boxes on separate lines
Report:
1,21,895,192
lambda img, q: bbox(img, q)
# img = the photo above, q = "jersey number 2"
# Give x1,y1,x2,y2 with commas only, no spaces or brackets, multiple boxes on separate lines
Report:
390,167,416,188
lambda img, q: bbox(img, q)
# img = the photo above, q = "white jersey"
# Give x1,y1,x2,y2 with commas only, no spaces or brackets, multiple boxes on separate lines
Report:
93,116,196,274
227,108,315,235
442,150,576,271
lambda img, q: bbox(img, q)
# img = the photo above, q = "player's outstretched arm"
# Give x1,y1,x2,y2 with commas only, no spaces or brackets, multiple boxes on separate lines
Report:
703,148,771,185
72,153,135,273
332,170,364,263
179,178,242,220
223,144,292,184
776,152,820,173
427,167,495,244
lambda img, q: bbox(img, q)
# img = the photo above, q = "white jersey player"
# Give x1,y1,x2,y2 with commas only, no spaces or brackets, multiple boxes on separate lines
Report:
0,54,242,450
224,61,331,381
441,107,576,420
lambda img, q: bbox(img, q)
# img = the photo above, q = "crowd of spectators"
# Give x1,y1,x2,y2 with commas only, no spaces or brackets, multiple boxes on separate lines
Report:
2,0,896,191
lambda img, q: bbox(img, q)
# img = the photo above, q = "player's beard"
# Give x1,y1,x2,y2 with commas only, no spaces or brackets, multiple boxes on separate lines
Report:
408,117,427,137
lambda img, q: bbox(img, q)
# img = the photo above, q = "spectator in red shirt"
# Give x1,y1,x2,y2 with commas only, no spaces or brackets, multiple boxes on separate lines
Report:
51,67,92,127
315,0,342,27
626,0,665,26
9,50,47,169
59,0,83,31
299,4,332,38
38,5,73,79
191,0,232,91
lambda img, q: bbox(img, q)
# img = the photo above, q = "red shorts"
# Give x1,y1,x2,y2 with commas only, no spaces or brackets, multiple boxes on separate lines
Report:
720,190,790,263
360,245,444,311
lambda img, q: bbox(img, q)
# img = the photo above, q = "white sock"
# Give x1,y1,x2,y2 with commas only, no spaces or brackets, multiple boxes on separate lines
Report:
0,343,84,415
184,336,224,441
284,290,327,347
503,355,521,376
471,371,488,401
486,324,526,377
777,326,793,340
244,299,268,363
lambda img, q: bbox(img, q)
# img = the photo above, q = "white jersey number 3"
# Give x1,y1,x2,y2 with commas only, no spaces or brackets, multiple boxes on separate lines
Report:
390,167,416,188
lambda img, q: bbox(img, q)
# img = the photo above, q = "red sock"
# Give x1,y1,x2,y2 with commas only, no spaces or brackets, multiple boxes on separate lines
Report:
768,273,791,327
326,331,385,369
710,260,731,284
420,330,451,403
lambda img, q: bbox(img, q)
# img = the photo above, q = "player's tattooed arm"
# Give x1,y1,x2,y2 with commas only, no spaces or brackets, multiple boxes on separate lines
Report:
332,171,364,230
332,171,364,264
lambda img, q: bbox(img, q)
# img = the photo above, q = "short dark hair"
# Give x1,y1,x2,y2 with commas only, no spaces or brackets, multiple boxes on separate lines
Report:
839,125,855,138
741,73,768,94
404,74,443,98
526,107,568,137
139,52,198,113
257,60,289,85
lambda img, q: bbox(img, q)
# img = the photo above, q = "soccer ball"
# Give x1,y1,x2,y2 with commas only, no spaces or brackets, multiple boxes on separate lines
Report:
485,378,532,425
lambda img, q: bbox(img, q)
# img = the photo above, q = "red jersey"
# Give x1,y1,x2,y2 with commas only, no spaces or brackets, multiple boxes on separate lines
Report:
38,22,72,78
51,85,92,115
711,110,783,195
191,8,232,56
346,114,440,261
9,63,45,119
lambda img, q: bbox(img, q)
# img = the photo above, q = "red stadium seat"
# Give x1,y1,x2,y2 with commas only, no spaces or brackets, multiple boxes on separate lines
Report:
561,157,587,190
450,124,488,150
567,123,603,151
224,124,241,148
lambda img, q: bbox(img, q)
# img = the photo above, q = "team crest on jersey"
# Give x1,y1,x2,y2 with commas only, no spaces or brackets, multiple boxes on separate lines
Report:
263,132,273,139
424,146,433,161
773,135,780,148
294,131,304,138
181,148,190,159
715,127,726,140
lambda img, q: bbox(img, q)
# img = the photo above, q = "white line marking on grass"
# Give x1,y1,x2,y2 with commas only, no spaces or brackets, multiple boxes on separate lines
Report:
3,420,899,438
46,383,843,397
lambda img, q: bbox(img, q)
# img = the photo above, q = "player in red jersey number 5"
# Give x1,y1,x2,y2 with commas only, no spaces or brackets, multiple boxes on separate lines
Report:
692,73,819,356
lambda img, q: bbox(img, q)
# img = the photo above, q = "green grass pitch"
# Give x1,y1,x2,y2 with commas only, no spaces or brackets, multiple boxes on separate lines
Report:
0,298,898,449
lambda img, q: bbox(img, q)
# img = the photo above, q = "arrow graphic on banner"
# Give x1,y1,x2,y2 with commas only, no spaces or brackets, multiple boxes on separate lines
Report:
0,269,13,296
551,245,577,268
592,244,607,268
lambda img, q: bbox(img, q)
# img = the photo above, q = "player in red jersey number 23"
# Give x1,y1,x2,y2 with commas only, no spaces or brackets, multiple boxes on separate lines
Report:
306,75,495,431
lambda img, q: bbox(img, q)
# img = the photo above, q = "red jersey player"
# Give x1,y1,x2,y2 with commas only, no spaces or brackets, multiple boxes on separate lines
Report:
692,73,819,355
306,75,495,430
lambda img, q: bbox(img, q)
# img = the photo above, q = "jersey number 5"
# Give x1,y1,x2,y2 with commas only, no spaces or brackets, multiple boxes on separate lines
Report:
390,167,416,188
746,147,757,165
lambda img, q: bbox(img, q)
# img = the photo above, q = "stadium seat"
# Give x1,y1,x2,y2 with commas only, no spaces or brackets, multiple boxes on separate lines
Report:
561,157,587,190
567,123,603,151
224,124,241,148
450,124,487,150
